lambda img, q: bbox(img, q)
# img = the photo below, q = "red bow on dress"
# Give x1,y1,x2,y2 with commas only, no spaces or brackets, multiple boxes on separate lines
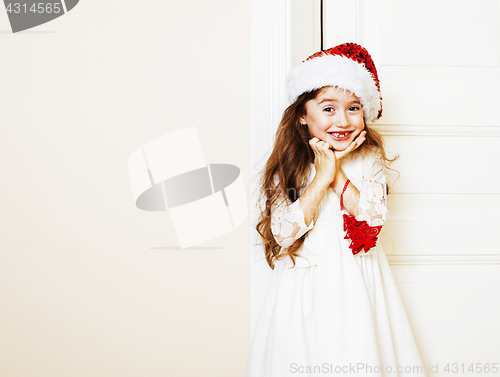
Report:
343,214,382,255
340,179,382,255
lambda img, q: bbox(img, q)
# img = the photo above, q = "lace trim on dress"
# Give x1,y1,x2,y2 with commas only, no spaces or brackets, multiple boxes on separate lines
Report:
357,153,388,227
270,196,314,249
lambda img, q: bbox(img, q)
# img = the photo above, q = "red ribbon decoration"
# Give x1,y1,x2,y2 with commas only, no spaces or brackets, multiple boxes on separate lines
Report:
343,214,382,255
340,179,382,255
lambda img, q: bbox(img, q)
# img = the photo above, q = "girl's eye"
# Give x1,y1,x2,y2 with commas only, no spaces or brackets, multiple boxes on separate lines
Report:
324,107,334,113
349,106,360,111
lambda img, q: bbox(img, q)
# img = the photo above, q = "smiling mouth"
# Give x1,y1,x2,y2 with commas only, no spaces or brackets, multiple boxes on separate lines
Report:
328,131,353,141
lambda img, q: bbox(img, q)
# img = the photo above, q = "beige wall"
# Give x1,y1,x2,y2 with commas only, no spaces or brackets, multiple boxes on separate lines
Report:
0,1,250,376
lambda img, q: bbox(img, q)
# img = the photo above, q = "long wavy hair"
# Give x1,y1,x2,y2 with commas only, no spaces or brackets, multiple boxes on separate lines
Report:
256,87,396,269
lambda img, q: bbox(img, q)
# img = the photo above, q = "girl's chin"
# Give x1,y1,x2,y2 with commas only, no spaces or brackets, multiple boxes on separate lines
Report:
326,132,357,150
327,140,351,151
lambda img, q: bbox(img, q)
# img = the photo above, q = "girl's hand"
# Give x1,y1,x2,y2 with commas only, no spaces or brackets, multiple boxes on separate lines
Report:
309,137,337,187
329,130,366,201
334,131,366,162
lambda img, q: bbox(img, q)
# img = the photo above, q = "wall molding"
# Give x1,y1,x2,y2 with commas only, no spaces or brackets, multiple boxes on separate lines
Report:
387,209,500,222
387,254,500,265
249,0,293,337
372,124,500,137
250,0,291,179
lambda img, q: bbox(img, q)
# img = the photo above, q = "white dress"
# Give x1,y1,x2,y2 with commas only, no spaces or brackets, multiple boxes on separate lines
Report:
244,149,427,377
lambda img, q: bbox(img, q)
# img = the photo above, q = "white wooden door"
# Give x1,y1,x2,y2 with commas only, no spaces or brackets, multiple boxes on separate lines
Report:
321,0,500,374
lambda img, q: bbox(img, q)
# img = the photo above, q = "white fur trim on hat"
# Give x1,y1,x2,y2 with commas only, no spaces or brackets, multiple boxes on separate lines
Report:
286,54,381,122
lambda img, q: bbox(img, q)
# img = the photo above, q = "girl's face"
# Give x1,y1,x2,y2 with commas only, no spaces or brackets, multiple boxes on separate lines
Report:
299,86,365,151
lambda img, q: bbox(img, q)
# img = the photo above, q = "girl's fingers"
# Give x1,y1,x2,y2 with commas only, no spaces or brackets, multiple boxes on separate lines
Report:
309,137,330,157
335,131,367,159
309,138,320,154
354,131,367,146
344,142,357,155
319,141,330,155
348,131,366,151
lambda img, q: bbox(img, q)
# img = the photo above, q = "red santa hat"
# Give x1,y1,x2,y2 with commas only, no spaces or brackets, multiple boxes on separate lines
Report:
286,43,382,122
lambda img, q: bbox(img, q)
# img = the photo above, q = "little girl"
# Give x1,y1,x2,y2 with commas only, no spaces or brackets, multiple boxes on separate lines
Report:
245,43,427,377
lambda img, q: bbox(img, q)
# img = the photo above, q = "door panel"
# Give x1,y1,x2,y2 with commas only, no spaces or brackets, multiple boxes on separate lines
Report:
324,0,500,259
380,0,498,67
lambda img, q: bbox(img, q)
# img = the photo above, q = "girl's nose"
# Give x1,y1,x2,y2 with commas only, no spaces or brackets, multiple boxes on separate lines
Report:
336,111,350,128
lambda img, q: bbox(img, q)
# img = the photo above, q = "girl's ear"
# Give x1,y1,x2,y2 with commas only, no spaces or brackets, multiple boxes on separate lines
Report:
298,113,307,125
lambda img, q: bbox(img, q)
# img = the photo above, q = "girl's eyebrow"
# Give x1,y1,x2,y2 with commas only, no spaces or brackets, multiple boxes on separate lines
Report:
317,98,337,104
317,98,361,104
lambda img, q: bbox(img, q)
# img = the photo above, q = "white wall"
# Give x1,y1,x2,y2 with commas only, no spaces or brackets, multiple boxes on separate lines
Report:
0,1,250,376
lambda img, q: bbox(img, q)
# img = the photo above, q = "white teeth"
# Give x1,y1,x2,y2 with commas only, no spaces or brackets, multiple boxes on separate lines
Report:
330,132,350,138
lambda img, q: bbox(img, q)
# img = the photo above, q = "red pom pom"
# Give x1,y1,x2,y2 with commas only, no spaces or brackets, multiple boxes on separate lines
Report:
343,214,382,255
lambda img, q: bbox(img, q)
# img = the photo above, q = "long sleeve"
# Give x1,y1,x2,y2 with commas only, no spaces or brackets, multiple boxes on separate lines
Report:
270,192,314,249
356,151,388,227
